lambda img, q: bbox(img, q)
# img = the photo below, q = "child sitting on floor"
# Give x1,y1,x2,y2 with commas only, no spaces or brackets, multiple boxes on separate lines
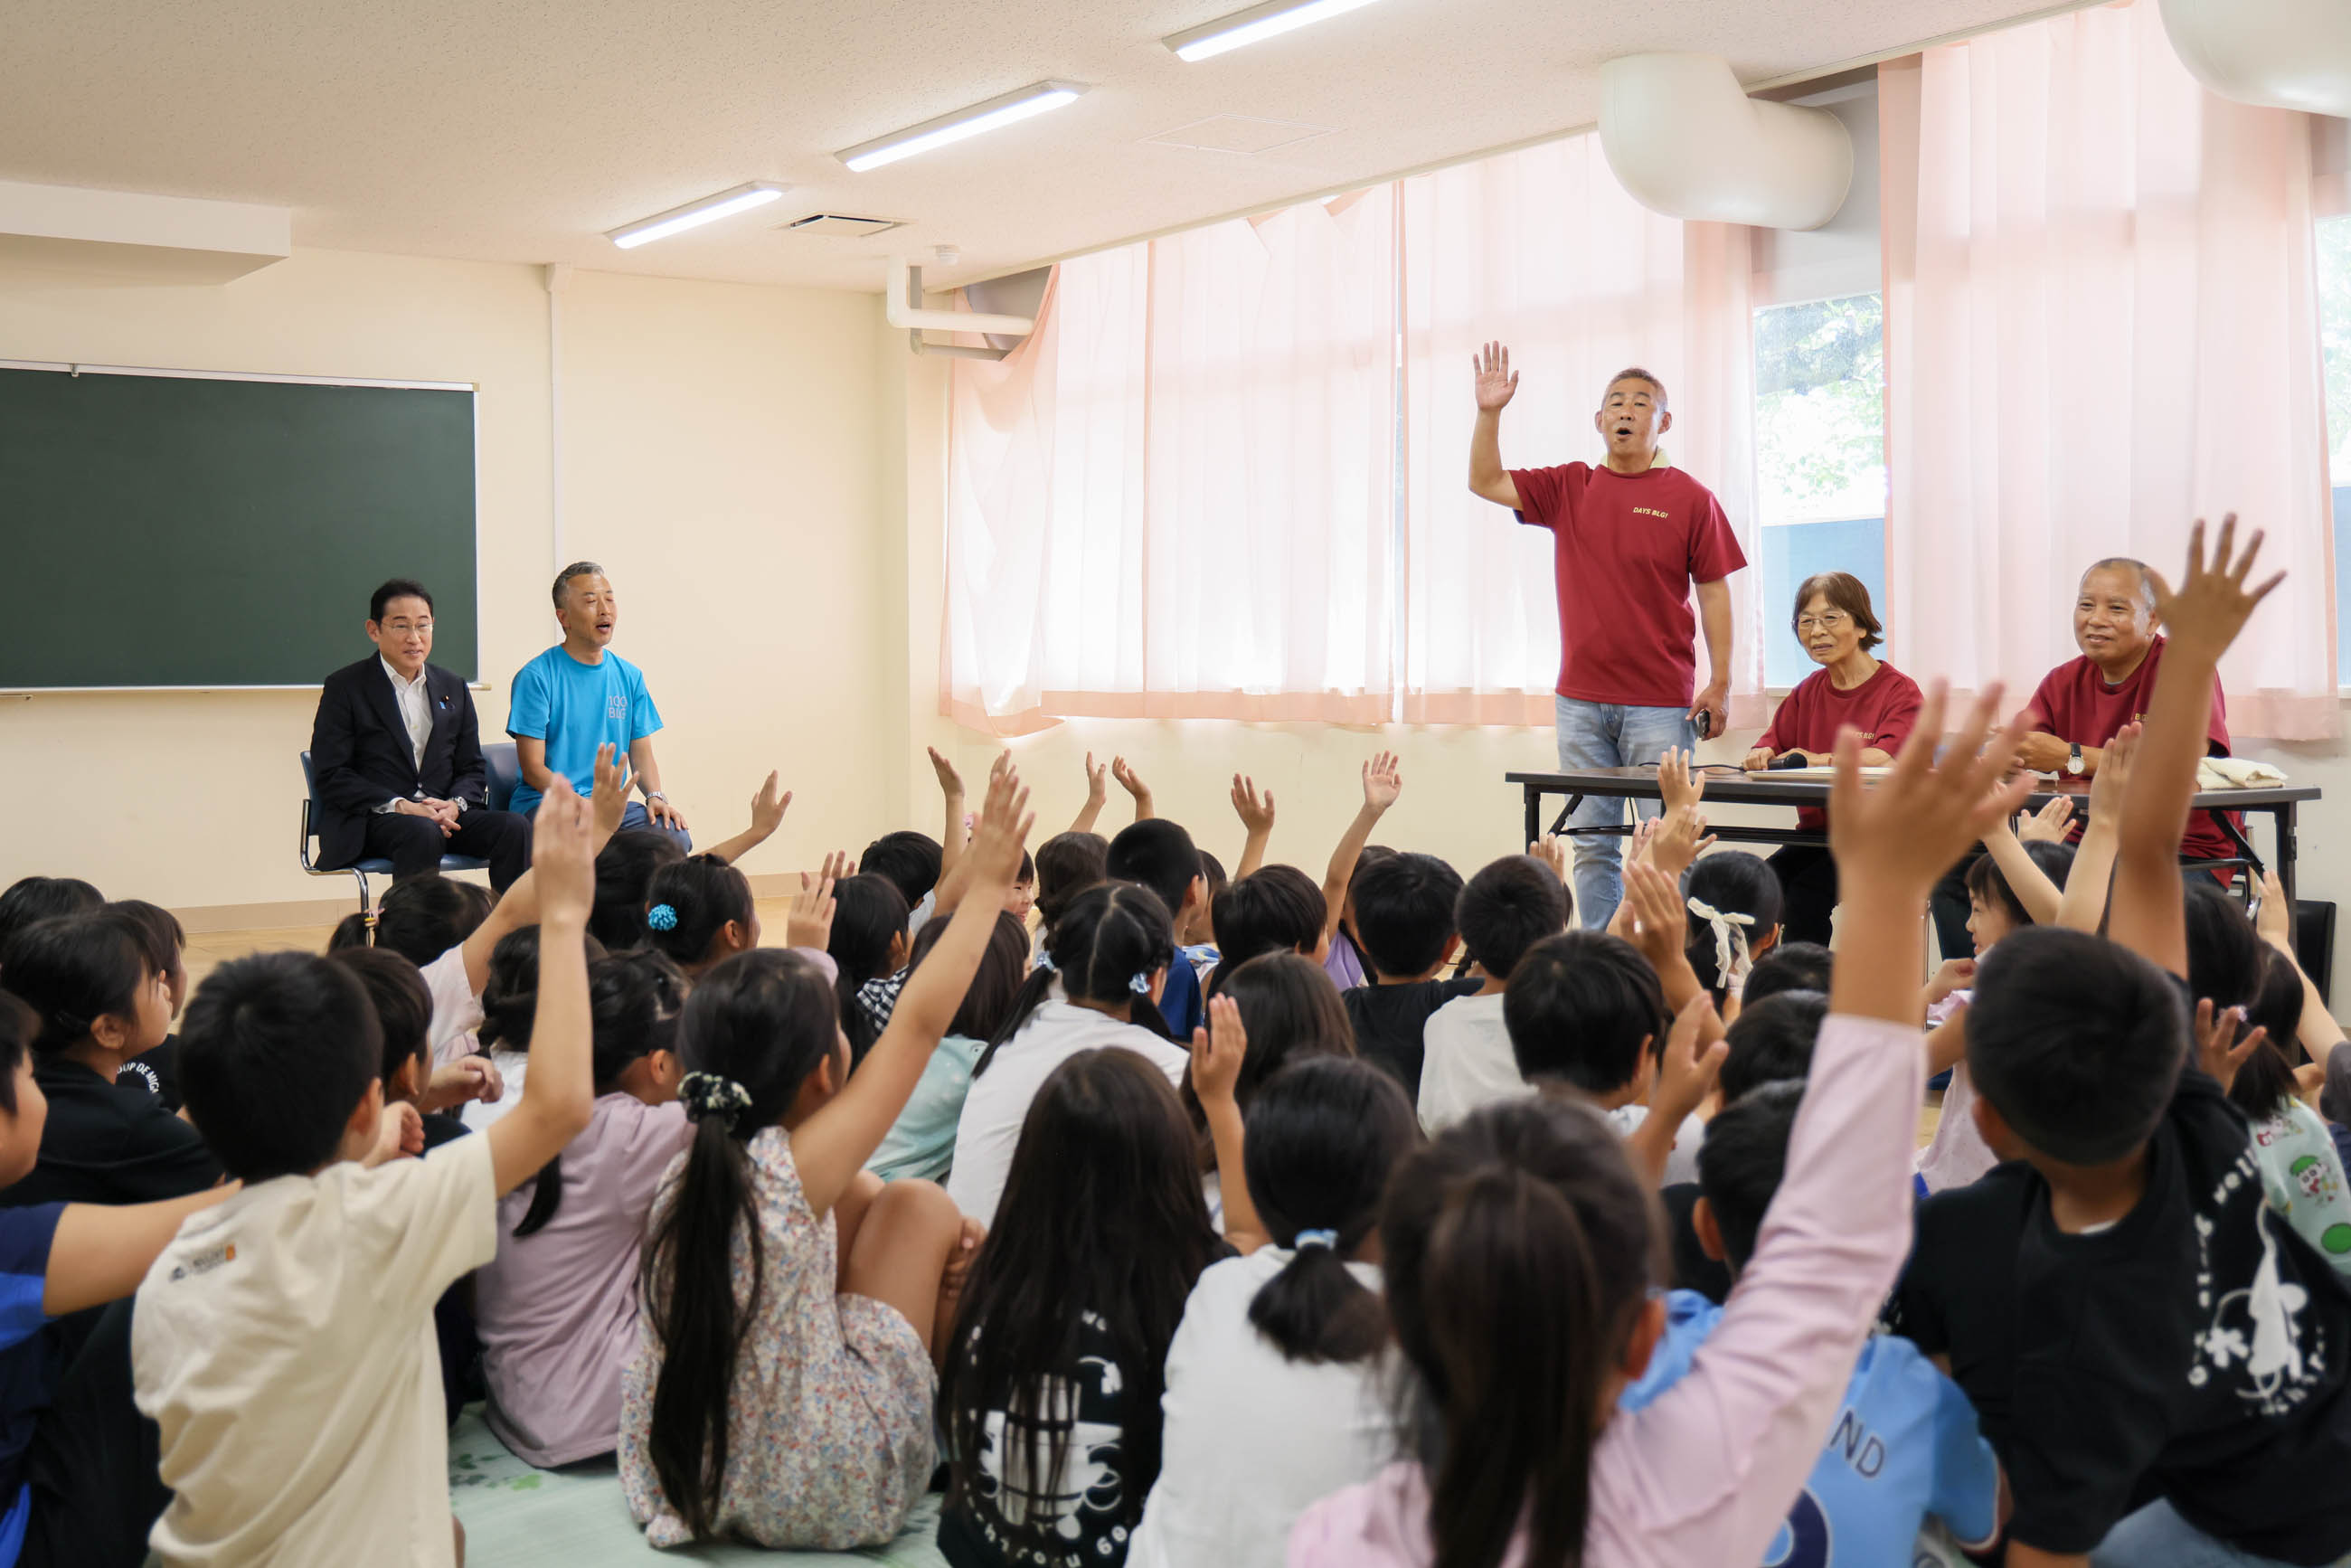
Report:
1505,930,1704,1184
939,1046,1229,1568
0,914,214,1209
641,854,760,978
1739,940,1832,1006
2234,948,2351,1277
0,879,102,973
620,772,1027,1550
831,873,911,1062
948,882,1191,1223
1291,680,2033,1568
1131,1053,1417,1568
1338,853,1477,1097
99,902,185,1111
1680,851,1782,1012
1106,820,1210,1038
1415,846,1570,1133
868,911,1031,1185
1178,954,1355,1202
1204,866,1327,997
133,780,605,1566
1316,753,1404,992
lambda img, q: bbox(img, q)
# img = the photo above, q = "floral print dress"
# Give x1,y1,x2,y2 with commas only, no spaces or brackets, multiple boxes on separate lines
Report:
620,1125,937,1549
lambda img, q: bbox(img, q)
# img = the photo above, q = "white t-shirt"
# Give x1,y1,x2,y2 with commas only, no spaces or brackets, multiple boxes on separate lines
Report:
1610,1102,1704,1188
1415,993,1518,1133
946,999,1189,1223
420,944,484,1069
459,1049,530,1132
1128,1248,1402,1568
133,1132,499,1567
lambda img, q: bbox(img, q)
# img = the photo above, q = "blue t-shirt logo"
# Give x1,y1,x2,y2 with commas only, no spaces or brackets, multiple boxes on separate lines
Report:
607,692,628,721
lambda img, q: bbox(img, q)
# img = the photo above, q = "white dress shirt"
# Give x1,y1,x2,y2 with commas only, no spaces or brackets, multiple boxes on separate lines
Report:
374,656,434,814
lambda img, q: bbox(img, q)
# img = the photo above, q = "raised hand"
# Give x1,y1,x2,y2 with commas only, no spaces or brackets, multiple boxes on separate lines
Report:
1657,747,1707,815
2087,721,2139,830
1362,751,1402,814
1648,805,1716,879
1619,860,1691,980
747,771,792,839
1528,834,1568,885
2016,795,2075,845
787,851,848,950
966,762,1036,888
2256,867,2293,949
1189,994,1249,1111
1110,755,1154,819
1472,341,1519,413
927,746,964,798
533,779,598,929
590,743,630,845
1084,751,1108,808
1829,685,2033,900
1652,992,1730,1128
2194,999,2267,1094
2149,514,2284,664
1230,774,1276,836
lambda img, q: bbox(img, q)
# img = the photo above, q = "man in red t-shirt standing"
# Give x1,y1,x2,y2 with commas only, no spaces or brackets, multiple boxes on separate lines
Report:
1468,342,1747,930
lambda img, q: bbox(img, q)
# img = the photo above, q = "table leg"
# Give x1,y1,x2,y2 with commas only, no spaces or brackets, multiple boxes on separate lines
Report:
2280,802,2299,911
1525,786,1541,852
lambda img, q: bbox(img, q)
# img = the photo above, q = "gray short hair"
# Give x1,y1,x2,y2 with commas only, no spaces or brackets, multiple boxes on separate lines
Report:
552,561,607,609
2080,557,2157,615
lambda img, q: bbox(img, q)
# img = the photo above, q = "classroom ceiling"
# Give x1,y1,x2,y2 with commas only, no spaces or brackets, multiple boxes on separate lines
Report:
0,0,2071,294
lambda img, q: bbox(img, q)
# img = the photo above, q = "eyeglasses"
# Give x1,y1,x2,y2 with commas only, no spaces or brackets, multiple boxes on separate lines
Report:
1795,613,1851,634
381,619,433,635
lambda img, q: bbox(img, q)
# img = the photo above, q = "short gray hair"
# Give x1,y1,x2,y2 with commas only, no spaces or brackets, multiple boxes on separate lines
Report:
2080,557,2157,615
552,561,607,609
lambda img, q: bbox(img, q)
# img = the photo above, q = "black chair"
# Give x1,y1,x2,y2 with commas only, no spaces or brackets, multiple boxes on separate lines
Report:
297,742,517,916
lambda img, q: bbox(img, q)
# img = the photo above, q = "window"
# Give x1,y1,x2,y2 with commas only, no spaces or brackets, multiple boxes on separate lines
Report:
1751,292,1887,687
2318,213,2351,683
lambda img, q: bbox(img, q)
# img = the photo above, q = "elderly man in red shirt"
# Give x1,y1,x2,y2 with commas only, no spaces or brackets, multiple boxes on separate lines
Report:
1931,555,2237,956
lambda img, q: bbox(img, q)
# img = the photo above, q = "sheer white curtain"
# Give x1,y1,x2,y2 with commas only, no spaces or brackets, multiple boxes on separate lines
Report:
1881,0,2338,739
1399,133,1761,726
945,193,1397,728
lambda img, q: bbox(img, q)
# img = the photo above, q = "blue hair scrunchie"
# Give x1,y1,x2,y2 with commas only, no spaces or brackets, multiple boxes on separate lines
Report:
647,903,679,932
1128,971,1153,996
1035,951,1057,973
1294,1229,1339,1252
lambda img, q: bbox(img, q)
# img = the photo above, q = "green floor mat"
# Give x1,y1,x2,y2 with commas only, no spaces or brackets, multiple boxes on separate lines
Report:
448,1408,949,1566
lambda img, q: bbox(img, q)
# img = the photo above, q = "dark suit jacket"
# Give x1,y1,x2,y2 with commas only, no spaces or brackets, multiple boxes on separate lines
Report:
310,656,488,871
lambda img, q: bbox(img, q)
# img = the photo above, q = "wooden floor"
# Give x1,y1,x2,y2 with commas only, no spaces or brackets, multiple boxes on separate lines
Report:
185,900,1942,1146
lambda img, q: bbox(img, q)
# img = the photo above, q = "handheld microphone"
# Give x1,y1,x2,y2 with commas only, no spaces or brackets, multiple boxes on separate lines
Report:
1767,753,1811,771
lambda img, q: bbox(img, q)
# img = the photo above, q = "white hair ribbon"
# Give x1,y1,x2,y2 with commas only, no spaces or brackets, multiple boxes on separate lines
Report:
1686,896,1756,993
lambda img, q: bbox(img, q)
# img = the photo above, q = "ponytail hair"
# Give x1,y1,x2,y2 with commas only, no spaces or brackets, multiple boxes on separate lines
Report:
1242,1057,1418,1363
591,830,687,951
827,874,911,1061
1682,852,1782,1004
327,874,492,966
515,947,690,1238
476,927,543,1052
1382,1094,1659,1568
2230,946,2309,1120
1204,866,1326,998
638,948,841,1541
643,855,754,972
981,882,1176,1074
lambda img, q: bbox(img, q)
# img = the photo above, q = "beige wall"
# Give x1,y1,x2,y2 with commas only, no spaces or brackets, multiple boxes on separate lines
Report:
0,250,895,913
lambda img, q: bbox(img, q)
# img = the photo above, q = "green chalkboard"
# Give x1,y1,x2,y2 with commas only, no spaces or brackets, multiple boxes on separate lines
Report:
0,364,477,687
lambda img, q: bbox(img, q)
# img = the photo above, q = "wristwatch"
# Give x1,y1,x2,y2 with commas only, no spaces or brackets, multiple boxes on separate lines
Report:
2066,743,2085,777
646,790,668,804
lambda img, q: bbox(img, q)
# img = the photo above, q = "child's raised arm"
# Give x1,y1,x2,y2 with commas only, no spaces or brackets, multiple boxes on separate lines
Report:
2108,519,2280,980
1189,996,1268,1252
703,771,792,867
483,781,598,1195
1110,755,1155,822
2056,723,2135,932
460,743,629,996
1230,774,1276,880
1321,752,1401,945
928,746,969,887
1979,816,2062,926
1071,751,1109,834
793,767,1034,1216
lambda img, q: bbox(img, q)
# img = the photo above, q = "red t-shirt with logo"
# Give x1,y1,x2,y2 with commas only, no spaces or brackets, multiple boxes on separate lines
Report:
1757,661,1925,830
1508,461,1747,709
2026,636,2236,863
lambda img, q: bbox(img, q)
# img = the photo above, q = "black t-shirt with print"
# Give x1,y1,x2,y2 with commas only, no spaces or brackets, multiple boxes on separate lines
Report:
1892,1069,2351,1562
1344,978,1482,1097
939,1310,1144,1568
0,1059,218,1209
115,1033,182,1112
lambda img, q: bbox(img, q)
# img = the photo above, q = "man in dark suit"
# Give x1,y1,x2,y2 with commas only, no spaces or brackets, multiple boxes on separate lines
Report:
309,578,530,892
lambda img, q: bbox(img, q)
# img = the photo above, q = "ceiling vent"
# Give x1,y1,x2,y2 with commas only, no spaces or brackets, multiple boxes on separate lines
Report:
1143,115,1333,156
783,213,904,237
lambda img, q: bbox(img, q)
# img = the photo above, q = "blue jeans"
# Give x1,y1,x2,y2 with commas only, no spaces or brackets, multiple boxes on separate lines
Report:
1554,696,1696,931
2092,1500,2351,1567
618,800,694,855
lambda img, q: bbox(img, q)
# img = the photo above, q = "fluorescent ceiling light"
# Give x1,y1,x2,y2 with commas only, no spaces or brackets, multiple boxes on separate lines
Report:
836,81,1090,173
607,182,786,249
1164,0,1383,61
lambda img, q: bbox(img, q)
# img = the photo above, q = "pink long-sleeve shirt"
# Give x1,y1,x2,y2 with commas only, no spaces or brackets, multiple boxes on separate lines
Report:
1288,1013,1922,1568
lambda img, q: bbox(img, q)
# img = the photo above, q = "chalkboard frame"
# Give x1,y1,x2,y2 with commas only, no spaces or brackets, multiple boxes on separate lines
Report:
0,359,481,692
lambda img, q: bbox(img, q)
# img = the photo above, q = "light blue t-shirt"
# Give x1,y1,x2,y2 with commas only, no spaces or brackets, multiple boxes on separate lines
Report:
1621,1289,1999,1567
867,1033,988,1184
504,646,662,817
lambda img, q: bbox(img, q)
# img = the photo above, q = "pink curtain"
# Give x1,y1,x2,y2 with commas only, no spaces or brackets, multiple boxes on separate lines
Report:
1881,0,2338,739
944,192,1398,730
1398,133,1762,726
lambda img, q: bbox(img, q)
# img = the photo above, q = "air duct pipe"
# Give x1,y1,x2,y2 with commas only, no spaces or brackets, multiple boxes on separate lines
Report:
1599,53,1853,231
2157,0,2351,116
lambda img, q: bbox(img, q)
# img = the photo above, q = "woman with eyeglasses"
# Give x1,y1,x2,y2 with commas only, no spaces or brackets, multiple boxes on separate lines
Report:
1742,572,1923,946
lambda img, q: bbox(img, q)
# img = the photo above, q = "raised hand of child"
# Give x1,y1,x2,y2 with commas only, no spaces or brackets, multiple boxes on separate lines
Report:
966,764,1036,889
2016,796,2074,845
1620,861,1692,981
1653,992,1730,1128
1649,804,1716,879
2085,720,2139,830
927,745,964,798
533,779,599,929
747,771,792,839
1831,686,2032,900
1658,747,1707,814
1528,833,1568,884
1231,774,1276,836
2149,515,2284,665
788,850,848,951
1362,751,1403,813
1189,993,1249,1111
2256,868,2293,950
2195,998,2268,1094
1110,755,1154,819
590,743,630,845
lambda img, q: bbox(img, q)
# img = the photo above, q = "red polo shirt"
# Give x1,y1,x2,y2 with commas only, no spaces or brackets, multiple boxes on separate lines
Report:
2026,635,2236,863
1757,661,1925,830
1508,460,1746,709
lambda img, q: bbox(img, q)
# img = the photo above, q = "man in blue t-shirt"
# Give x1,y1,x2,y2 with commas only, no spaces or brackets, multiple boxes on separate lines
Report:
1623,1081,2004,1567
505,562,690,850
